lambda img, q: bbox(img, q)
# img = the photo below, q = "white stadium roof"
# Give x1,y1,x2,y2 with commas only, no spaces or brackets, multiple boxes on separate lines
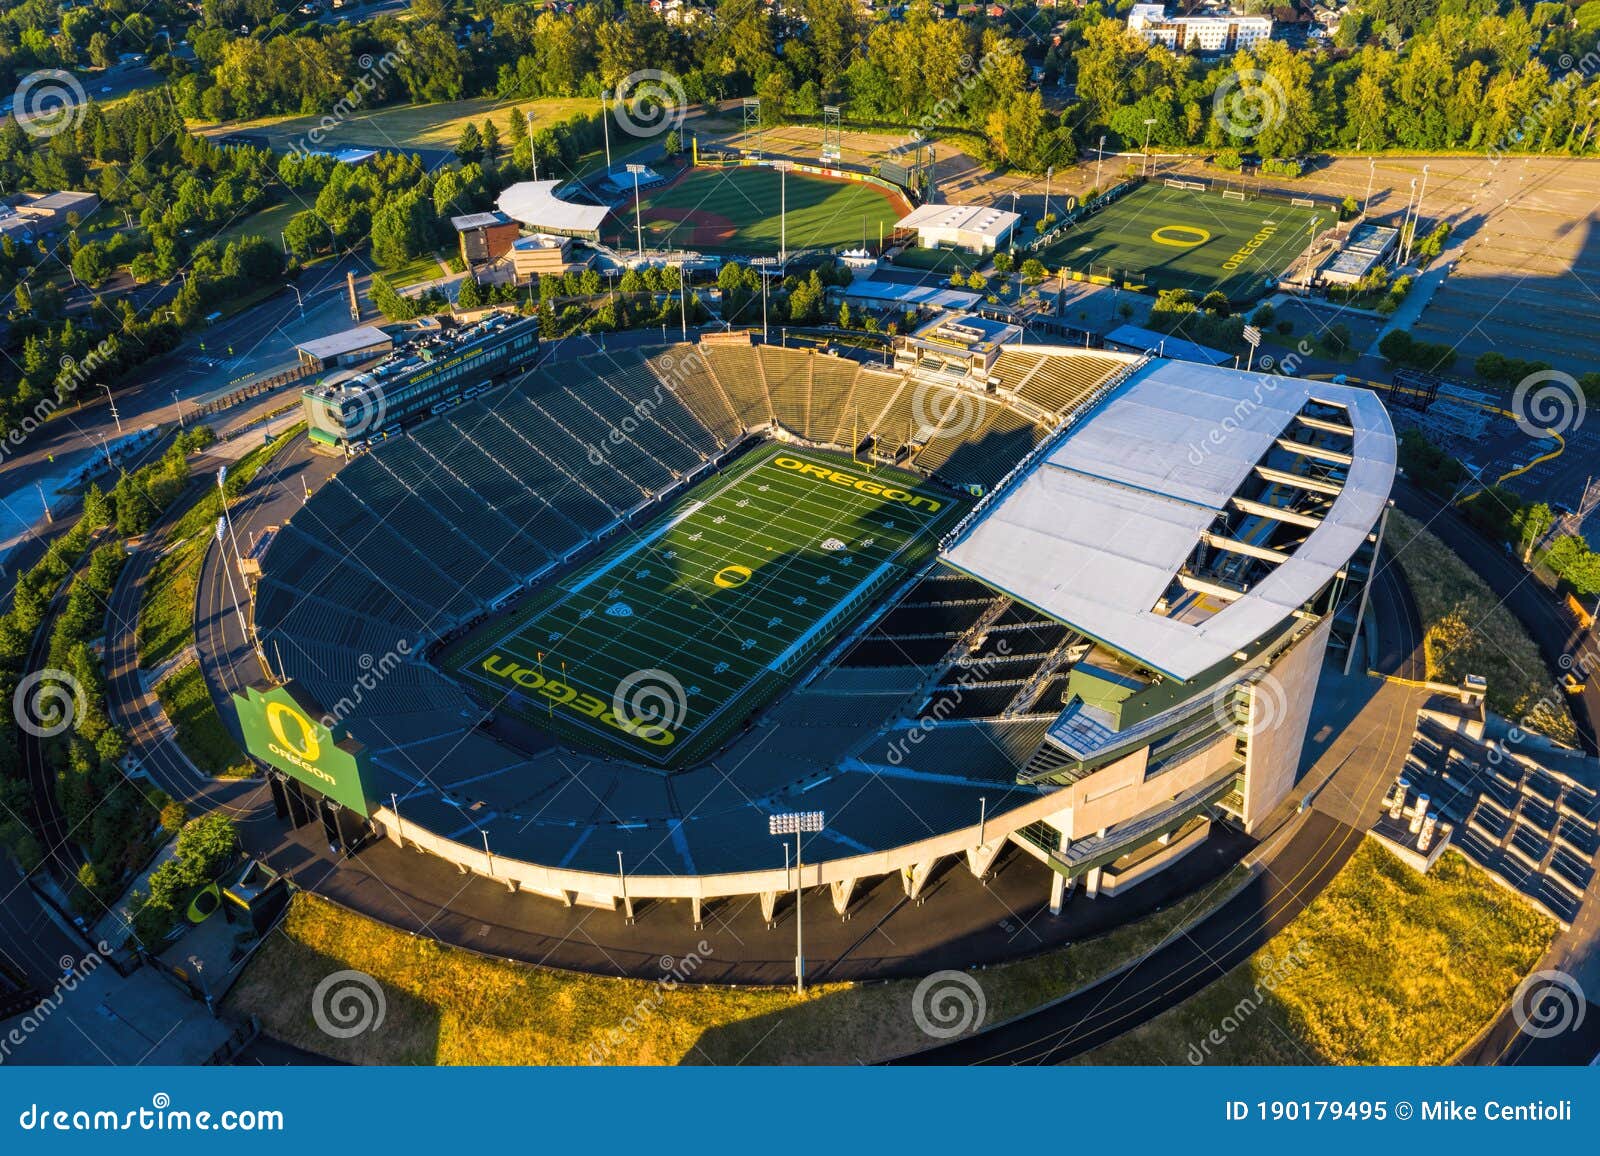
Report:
942,358,1396,682
894,201,1020,240
495,181,611,235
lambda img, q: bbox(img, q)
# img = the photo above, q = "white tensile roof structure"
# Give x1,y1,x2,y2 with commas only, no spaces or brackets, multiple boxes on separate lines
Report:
495,181,611,238
942,358,1396,682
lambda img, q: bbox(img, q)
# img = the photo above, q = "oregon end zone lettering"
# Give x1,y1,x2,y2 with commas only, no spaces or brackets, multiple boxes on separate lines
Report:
772,456,944,513
479,654,676,747
1222,223,1278,271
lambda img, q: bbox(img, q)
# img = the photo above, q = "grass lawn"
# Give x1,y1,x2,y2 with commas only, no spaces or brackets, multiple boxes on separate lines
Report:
889,246,986,275
198,97,595,156
1037,183,1324,300
225,865,1248,1065
155,662,253,778
138,425,304,669
1081,841,1557,1065
1384,510,1575,743
382,250,450,289
207,198,305,254
627,166,909,255
442,444,964,767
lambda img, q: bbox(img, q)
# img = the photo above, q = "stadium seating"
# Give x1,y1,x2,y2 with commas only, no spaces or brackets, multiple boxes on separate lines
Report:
1014,353,1124,415
592,358,728,459
699,343,773,427
757,345,813,436
643,349,744,443
806,350,860,444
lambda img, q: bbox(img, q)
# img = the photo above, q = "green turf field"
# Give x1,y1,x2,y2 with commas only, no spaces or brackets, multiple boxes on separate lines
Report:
445,444,965,767
1038,183,1325,300
624,166,909,256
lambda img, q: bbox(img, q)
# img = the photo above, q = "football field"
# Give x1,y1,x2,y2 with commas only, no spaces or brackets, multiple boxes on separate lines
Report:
446,445,965,767
1039,183,1325,300
624,166,908,255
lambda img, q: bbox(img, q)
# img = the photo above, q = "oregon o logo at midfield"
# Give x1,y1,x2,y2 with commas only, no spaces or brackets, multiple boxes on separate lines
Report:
266,701,321,762
772,456,943,513
1151,224,1210,248
713,564,753,589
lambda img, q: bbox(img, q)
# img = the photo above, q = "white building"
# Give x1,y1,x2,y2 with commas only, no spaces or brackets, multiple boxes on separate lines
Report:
1127,4,1273,53
894,202,1020,255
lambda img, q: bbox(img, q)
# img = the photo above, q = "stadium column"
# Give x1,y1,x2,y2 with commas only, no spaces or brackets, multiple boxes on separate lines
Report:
1084,867,1103,900
901,859,939,905
759,891,779,927
965,841,1001,881
691,895,705,930
1049,830,1073,915
830,878,857,920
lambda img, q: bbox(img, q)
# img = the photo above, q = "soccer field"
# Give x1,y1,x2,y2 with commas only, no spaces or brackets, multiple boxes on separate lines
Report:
445,445,965,767
1038,184,1325,300
623,166,909,255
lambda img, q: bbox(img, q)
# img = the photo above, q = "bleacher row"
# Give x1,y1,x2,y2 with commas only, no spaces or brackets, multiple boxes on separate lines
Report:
989,347,1127,416
1405,716,1599,924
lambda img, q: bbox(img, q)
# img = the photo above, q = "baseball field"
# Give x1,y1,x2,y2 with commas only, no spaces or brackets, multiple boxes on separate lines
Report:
622,165,909,255
444,444,964,767
1038,183,1325,300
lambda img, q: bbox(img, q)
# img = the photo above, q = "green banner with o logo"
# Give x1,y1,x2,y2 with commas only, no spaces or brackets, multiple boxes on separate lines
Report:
233,683,372,816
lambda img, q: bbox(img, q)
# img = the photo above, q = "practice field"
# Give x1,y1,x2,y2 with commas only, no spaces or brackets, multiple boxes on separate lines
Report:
1038,183,1324,300
623,166,909,255
445,445,965,767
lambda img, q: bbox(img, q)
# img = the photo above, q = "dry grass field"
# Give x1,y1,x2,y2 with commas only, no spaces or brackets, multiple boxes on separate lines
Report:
226,867,1247,1065
1081,841,1557,1066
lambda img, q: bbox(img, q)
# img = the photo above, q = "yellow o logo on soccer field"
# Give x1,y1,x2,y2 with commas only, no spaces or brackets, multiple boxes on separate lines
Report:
713,564,753,589
266,701,321,762
1151,225,1211,248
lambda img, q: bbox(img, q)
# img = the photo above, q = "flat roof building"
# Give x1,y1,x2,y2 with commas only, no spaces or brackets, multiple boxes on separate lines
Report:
294,325,395,370
1321,222,1400,286
1127,3,1273,52
894,202,1020,254
451,210,521,267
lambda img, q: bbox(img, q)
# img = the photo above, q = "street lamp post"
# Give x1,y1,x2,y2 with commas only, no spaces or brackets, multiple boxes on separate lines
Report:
1408,164,1431,263
1362,157,1376,219
627,163,649,262
751,256,777,343
768,810,824,994
35,480,51,524
1043,165,1054,222
172,390,185,428
601,89,612,170
679,263,688,340
1141,118,1157,178
1096,134,1106,193
97,383,122,434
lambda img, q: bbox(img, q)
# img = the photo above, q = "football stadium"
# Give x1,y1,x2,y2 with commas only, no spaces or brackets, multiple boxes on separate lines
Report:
238,319,1395,924
1039,182,1325,299
623,165,909,254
